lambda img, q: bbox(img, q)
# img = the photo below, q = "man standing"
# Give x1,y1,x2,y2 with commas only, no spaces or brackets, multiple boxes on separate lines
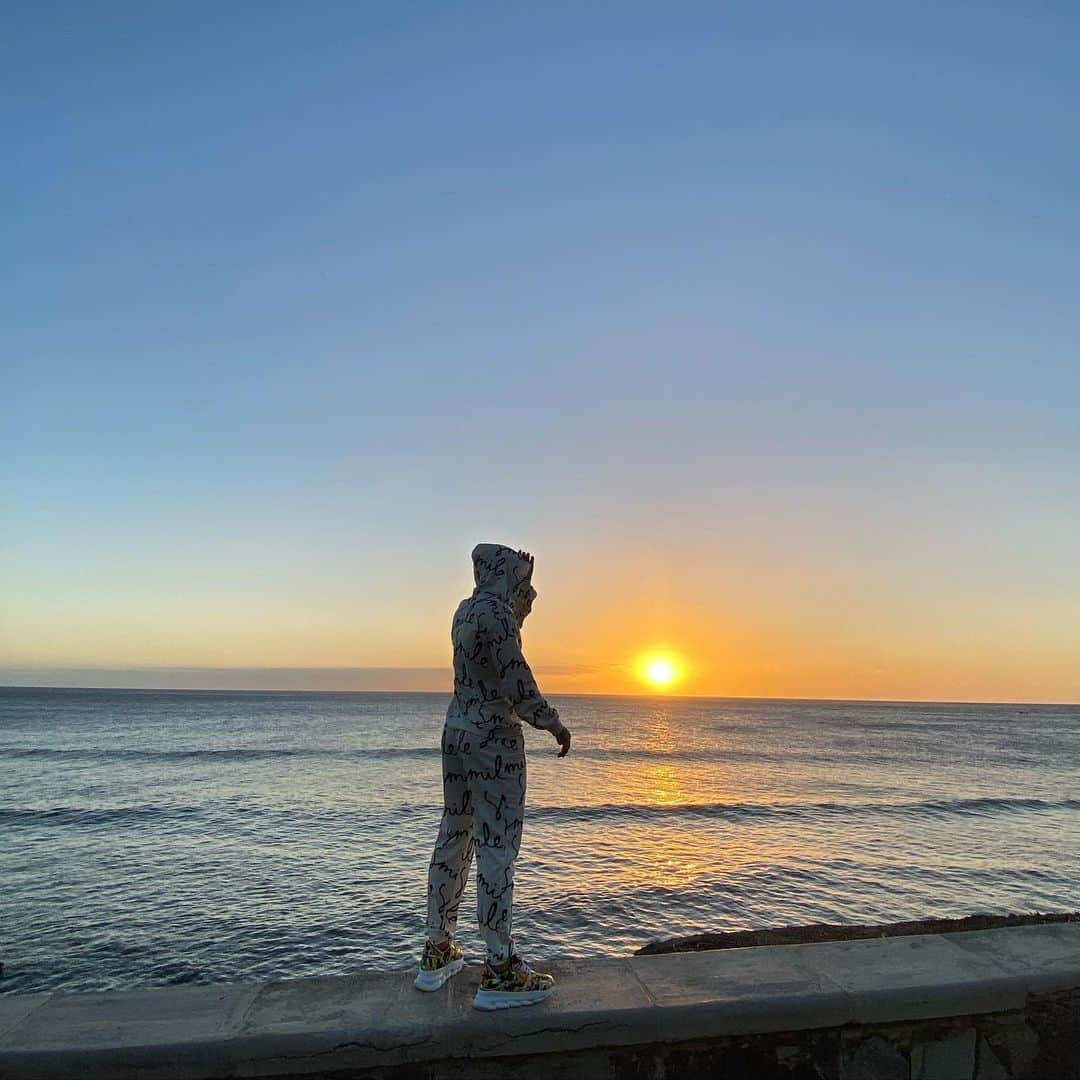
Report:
415,544,571,1010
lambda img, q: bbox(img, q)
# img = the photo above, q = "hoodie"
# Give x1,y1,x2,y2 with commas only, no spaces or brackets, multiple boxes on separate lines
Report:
444,544,564,737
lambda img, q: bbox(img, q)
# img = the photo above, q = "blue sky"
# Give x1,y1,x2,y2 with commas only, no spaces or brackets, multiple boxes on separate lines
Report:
4,3,1079,698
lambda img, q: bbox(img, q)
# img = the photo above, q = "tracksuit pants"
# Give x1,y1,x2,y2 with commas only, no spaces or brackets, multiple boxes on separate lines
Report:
425,724,526,963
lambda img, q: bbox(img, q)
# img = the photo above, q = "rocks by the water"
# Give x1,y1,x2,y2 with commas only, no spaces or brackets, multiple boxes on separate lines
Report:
845,1034,909,1080
637,911,1080,955
911,1029,976,1079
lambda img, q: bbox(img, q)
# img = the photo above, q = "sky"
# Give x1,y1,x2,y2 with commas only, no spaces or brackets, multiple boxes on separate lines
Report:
4,3,1079,701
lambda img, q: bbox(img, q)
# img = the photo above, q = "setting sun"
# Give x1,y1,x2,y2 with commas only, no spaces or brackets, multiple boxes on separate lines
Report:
639,652,682,691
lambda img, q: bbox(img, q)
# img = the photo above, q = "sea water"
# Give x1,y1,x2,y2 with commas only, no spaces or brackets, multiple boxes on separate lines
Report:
2,687,1078,994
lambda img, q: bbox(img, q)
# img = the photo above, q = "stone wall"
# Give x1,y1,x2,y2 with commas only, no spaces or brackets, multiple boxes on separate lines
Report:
327,990,1079,1079
2,924,1079,1080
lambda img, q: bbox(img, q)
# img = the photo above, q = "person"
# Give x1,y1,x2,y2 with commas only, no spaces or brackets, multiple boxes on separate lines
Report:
415,543,572,1010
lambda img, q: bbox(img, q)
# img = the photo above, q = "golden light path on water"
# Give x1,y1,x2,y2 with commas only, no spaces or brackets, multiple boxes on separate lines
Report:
526,703,815,896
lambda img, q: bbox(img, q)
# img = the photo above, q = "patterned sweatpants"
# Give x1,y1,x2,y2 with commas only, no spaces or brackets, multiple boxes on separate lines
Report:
425,724,526,963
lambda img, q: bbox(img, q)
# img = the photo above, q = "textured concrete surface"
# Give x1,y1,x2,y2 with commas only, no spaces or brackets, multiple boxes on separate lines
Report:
1,923,1078,1079
946,921,1080,995
5,982,262,1050
0,995,50,1042
807,932,1029,1022
630,938,853,1037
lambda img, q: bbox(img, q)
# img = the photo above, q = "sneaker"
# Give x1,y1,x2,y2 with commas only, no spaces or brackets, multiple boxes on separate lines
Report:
413,938,466,992
472,954,554,1011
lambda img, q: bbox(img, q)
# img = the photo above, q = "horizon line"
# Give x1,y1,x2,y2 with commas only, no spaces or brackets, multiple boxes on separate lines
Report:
0,681,1076,709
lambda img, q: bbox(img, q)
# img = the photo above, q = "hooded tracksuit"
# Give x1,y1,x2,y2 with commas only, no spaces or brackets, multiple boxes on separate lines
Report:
425,545,566,963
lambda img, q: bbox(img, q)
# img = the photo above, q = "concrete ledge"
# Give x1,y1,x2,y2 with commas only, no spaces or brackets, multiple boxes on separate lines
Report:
2,924,1079,1079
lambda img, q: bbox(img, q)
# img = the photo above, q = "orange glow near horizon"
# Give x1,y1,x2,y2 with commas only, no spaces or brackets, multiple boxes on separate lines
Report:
8,539,1080,702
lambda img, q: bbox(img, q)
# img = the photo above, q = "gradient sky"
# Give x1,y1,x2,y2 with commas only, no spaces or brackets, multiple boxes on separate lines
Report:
4,3,1079,700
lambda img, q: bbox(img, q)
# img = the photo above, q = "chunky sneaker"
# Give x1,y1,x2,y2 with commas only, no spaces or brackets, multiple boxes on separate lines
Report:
472,954,554,1011
413,938,466,992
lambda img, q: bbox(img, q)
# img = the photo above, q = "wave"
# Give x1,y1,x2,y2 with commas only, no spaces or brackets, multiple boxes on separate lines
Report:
0,745,836,766
3,795,1077,829
528,795,1080,823
0,805,205,825
0,746,437,762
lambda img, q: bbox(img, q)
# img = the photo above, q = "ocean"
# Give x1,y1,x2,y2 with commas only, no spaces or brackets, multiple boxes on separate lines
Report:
2,687,1078,995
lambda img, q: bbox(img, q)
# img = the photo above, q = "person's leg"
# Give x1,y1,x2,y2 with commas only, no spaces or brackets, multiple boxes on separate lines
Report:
416,726,472,990
426,726,475,944
467,725,526,964
467,726,555,1010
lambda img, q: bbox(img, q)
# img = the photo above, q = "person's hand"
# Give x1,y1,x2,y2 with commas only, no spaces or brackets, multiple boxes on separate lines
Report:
555,726,572,758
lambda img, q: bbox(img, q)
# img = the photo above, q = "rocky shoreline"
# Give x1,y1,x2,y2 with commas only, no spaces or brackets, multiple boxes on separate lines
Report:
637,911,1080,955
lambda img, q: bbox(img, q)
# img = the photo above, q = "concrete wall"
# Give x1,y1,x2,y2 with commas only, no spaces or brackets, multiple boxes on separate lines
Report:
2,923,1078,1079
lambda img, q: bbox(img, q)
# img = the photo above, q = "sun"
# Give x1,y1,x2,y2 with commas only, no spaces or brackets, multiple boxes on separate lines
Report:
646,658,676,686
638,652,682,691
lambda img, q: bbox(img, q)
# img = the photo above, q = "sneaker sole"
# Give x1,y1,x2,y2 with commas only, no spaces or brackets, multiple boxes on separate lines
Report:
472,986,553,1011
413,957,465,992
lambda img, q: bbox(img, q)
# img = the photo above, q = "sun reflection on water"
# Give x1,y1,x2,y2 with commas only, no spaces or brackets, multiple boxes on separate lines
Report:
527,702,840,898
646,763,684,806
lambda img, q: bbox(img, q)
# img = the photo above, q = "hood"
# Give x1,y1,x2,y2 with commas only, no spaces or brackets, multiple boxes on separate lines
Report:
471,543,534,608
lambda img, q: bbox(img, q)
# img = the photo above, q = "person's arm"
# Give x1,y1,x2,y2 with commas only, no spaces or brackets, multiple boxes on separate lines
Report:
486,606,569,748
